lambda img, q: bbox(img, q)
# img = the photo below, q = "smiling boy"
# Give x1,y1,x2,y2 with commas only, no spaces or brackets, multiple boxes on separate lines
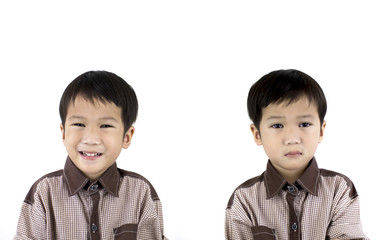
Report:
15,71,167,239
225,69,368,239
62,97,130,181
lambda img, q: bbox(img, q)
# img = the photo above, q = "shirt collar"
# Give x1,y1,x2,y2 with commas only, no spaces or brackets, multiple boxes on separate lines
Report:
63,157,120,197
264,157,320,199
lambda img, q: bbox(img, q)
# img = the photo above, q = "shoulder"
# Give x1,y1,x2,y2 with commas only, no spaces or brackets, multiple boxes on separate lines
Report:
117,168,160,201
24,170,64,205
226,173,264,209
319,168,358,199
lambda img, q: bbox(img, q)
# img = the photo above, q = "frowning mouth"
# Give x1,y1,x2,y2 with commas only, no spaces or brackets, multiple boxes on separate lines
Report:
285,151,302,157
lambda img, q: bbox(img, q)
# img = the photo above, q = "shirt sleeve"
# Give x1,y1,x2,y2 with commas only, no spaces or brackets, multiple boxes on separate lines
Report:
225,190,278,240
225,191,255,240
14,187,47,240
137,187,168,240
326,179,369,240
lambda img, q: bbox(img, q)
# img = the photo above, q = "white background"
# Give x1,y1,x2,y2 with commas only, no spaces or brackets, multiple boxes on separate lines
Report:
0,1,375,239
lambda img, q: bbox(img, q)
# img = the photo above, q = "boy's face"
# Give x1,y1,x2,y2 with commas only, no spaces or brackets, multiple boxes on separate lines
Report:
61,96,134,181
250,97,326,183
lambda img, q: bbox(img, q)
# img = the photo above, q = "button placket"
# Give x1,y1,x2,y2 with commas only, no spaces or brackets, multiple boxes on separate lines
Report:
286,192,300,239
292,222,298,232
91,184,99,192
287,185,295,193
89,190,101,240
91,223,98,233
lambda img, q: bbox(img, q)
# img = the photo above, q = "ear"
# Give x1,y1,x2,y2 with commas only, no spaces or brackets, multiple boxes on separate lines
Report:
250,124,263,146
60,123,65,142
122,126,135,149
319,120,326,143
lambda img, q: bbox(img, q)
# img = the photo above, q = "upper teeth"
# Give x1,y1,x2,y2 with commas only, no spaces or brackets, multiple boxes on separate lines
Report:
83,152,100,157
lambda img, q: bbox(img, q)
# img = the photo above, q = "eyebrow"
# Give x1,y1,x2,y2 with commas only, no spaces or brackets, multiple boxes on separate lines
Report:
297,114,316,119
266,114,315,121
67,115,119,122
266,115,283,120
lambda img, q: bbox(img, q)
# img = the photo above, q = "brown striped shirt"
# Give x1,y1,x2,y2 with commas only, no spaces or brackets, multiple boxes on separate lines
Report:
225,158,369,240
15,157,167,240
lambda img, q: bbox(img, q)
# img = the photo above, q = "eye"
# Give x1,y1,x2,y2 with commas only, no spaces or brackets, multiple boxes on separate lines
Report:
299,122,311,127
100,124,114,128
271,123,284,128
72,123,85,127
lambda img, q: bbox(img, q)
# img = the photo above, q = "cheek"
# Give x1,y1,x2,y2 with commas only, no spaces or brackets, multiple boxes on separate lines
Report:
261,138,280,155
260,132,279,145
305,135,321,150
264,142,279,152
309,130,322,142
103,134,124,148
63,132,82,148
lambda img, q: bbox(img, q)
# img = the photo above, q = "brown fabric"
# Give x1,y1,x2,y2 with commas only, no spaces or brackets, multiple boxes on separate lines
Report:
113,224,138,240
15,157,167,240
225,158,369,240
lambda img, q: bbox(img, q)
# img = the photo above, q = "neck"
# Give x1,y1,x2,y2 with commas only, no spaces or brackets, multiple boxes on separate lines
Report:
271,164,305,184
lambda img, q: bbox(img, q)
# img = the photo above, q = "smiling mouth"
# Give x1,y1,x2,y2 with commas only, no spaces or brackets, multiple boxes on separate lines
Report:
80,152,103,157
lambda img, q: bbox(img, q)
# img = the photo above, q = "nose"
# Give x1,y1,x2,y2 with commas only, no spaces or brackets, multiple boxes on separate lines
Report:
81,126,101,145
283,127,301,145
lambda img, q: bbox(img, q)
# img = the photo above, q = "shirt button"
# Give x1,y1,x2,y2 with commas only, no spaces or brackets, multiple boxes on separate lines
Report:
287,185,295,193
91,184,98,192
292,222,298,232
91,223,98,233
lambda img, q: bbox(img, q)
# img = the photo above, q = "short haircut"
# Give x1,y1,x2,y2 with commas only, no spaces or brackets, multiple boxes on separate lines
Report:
59,71,138,133
247,69,327,130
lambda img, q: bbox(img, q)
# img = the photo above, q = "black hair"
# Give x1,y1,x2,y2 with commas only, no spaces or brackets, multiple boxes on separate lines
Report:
59,71,138,133
247,69,327,130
